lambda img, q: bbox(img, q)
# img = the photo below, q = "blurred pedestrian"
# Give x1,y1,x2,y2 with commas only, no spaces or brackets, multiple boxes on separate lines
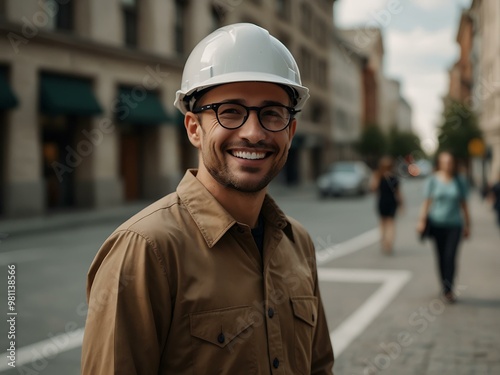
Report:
370,156,403,255
488,171,500,227
81,23,334,374
417,151,470,303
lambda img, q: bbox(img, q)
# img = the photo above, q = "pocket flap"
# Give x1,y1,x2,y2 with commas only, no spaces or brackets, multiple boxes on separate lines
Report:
190,306,254,348
291,296,318,327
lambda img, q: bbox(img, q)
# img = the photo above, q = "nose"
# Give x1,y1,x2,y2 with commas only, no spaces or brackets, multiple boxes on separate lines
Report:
237,109,267,143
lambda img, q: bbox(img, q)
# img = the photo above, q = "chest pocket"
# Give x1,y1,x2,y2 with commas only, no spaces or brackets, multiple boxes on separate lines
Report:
189,306,257,374
291,296,318,375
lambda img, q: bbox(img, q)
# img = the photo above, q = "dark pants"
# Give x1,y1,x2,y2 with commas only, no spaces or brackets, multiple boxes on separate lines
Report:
430,225,462,294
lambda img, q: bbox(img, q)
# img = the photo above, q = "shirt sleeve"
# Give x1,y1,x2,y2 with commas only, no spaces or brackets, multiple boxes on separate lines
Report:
308,236,335,375
423,176,434,199
81,230,171,375
458,175,469,199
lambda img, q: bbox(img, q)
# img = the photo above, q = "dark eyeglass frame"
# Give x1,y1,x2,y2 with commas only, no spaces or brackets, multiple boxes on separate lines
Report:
192,102,300,132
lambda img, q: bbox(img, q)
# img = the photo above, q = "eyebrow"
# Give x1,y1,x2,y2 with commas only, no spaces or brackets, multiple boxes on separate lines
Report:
219,99,289,106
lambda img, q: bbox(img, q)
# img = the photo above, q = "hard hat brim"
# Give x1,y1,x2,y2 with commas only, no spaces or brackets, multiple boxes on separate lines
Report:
174,72,309,114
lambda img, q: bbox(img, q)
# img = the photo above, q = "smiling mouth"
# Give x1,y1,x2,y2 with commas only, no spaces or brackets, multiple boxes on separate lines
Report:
229,150,271,160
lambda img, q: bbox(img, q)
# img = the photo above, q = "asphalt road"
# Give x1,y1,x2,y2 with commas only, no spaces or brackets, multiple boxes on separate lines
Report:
0,178,499,374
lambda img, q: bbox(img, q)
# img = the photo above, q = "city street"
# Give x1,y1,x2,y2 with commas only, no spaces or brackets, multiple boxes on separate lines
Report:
0,178,499,374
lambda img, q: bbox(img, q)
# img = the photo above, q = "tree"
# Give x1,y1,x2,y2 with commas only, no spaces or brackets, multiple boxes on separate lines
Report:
356,125,387,168
387,127,423,159
438,99,482,160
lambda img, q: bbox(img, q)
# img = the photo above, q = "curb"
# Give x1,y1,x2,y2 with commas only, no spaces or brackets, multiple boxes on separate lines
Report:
0,202,151,238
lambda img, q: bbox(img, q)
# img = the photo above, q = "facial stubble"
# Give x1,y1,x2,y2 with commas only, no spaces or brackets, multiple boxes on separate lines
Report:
199,126,289,193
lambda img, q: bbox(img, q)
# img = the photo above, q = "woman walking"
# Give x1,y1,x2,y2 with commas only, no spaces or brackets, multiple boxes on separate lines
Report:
488,171,500,228
371,156,403,255
417,151,470,303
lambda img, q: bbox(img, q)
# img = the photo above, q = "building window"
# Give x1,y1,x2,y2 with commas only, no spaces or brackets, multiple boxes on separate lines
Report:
311,102,324,124
122,0,138,47
299,47,311,81
318,59,327,88
276,0,291,20
46,0,74,31
300,3,312,35
211,5,224,31
315,20,327,46
335,109,349,130
0,0,6,17
57,0,74,31
174,0,186,55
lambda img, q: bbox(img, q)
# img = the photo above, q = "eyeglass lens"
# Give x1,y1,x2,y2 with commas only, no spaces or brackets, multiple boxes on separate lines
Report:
216,103,291,131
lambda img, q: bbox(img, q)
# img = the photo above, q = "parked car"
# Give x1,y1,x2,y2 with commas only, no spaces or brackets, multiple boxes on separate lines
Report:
317,161,371,197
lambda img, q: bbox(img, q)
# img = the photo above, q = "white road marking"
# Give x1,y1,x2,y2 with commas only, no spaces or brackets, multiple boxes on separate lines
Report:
316,228,379,265
0,229,400,371
0,328,84,371
0,248,48,266
319,268,412,357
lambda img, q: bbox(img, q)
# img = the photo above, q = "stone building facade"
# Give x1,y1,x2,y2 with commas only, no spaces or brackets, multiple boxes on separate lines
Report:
330,31,364,161
334,27,413,153
469,0,500,182
397,97,412,133
0,0,335,217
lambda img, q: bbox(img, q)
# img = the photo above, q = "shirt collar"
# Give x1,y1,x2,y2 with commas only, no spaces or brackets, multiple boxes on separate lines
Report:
176,169,294,248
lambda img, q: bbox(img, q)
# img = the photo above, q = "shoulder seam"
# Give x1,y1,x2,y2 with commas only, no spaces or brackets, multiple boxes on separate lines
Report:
113,228,169,278
123,201,180,231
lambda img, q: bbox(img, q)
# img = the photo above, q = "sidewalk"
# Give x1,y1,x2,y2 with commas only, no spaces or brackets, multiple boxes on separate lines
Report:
0,201,150,238
332,188,500,375
0,182,316,238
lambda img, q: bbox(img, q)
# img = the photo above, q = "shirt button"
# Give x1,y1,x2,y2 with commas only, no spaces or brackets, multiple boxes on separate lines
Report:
217,333,225,344
273,357,280,369
268,308,275,318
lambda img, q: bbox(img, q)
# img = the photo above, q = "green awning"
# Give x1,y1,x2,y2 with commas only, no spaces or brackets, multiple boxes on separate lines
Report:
116,87,170,125
40,73,103,116
0,67,19,110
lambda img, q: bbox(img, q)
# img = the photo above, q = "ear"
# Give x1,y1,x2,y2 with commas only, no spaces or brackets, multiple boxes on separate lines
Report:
185,112,202,149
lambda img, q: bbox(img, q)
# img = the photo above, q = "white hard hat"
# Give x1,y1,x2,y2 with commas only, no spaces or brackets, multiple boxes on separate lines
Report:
174,23,309,114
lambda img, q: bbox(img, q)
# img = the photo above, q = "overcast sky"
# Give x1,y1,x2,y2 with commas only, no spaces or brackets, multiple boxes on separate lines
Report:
334,0,472,153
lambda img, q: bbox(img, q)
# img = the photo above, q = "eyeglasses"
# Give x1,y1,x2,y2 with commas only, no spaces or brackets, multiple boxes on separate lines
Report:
192,102,299,132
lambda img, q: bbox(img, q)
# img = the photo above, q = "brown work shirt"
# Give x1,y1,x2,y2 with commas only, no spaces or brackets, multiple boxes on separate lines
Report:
81,169,334,374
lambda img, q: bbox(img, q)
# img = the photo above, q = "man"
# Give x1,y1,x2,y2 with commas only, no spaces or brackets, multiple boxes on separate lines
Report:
82,23,334,374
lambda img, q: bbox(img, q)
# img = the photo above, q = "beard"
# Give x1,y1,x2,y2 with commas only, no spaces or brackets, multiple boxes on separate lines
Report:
201,139,288,194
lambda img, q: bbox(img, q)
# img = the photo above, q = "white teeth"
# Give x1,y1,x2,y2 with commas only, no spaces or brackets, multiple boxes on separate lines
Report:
232,151,266,160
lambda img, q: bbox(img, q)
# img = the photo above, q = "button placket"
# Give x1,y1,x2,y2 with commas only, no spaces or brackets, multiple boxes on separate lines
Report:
268,307,275,318
264,268,285,374
217,333,225,344
272,357,280,369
